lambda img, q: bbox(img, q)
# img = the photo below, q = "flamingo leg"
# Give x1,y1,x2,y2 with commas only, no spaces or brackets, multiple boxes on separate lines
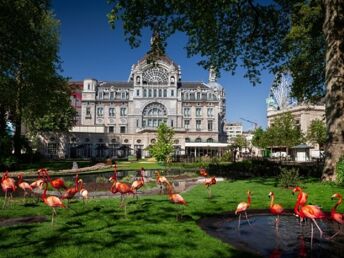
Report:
208,187,212,199
237,213,241,230
311,223,314,249
52,208,56,225
2,191,7,209
311,219,323,237
245,211,251,226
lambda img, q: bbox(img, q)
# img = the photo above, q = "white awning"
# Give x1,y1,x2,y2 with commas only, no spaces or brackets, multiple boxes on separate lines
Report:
185,142,229,148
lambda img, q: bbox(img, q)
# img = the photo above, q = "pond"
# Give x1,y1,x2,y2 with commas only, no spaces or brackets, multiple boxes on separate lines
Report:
199,210,344,258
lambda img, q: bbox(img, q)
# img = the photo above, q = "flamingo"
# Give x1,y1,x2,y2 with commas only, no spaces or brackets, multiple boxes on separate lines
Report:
330,193,344,238
17,173,33,201
1,171,16,208
204,176,216,198
61,174,80,206
199,167,208,177
292,186,308,217
155,170,171,194
109,169,134,217
235,190,252,229
166,184,187,220
131,168,145,199
41,181,65,225
298,200,326,239
39,168,67,194
268,192,284,227
78,179,88,204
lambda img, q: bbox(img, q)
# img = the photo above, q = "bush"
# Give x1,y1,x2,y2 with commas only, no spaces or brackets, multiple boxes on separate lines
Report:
278,167,300,188
336,157,344,185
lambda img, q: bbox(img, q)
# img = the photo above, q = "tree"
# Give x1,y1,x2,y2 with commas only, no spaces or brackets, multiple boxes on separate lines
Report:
148,123,175,163
307,119,326,151
0,0,75,158
266,112,303,151
252,127,268,149
107,0,344,180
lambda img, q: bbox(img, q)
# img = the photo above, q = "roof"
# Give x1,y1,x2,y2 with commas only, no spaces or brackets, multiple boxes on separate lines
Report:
291,144,312,149
98,81,133,88
135,54,179,70
179,82,209,89
185,142,229,148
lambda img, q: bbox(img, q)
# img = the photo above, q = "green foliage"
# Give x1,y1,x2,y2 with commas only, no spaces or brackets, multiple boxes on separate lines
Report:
267,112,303,148
278,167,300,188
306,119,327,149
252,127,268,148
148,123,175,163
335,157,344,185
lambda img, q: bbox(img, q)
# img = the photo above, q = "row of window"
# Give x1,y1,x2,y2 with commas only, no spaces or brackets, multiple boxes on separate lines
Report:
184,107,214,117
85,107,128,117
139,88,173,98
97,91,129,100
181,92,217,101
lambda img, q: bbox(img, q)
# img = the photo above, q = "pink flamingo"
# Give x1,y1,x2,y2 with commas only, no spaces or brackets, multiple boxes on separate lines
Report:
78,179,88,204
155,170,170,194
292,186,308,217
330,193,344,238
131,168,145,199
41,180,65,225
1,171,16,208
268,192,284,227
235,190,252,229
166,184,187,220
39,168,67,194
17,173,33,201
199,167,208,177
204,176,216,198
61,174,80,206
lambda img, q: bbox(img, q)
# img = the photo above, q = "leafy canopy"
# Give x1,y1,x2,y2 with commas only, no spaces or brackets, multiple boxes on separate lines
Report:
148,123,175,162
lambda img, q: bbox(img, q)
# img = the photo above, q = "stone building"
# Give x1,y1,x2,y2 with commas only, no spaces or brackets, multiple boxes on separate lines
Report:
38,53,228,159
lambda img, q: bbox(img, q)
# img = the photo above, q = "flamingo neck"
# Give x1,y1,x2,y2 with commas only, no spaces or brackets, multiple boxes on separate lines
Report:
332,197,342,212
141,171,144,182
270,195,274,208
247,194,251,206
18,176,23,184
41,183,47,201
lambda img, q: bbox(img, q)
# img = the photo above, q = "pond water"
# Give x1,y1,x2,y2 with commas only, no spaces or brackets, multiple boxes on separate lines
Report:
199,212,344,258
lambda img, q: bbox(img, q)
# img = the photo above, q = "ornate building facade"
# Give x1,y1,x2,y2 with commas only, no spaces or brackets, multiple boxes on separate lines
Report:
38,54,228,159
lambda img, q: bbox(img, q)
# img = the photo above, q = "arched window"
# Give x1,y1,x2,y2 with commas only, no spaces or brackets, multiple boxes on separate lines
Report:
206,138,214,143
185,138,190,143
142,103,168,128
195,138,202,142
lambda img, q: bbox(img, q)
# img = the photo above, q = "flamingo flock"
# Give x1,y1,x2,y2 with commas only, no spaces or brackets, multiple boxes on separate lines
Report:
1,165,344,243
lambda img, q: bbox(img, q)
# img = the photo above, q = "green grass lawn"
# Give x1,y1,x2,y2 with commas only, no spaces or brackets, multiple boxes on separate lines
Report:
0,178,343,258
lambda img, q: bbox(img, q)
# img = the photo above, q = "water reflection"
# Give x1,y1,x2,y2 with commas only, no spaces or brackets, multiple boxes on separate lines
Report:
200,213,344,257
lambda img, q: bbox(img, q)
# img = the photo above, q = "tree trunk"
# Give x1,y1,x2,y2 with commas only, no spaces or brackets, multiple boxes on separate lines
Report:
322,0,344,181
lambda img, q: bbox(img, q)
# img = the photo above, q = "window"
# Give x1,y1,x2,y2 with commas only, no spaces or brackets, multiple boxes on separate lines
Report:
109,108,115,117
171,90,174,97
170,76,175,84
87,83,90,90
196,92,201,100
86,107,91,117
196,108,202,117
148,89,152,97
97,107,104,117
143,89,147,97
195,137,202,142
109,126,114,133
120,107,127,116
196,120,201,130
170,120,174,127
136,89,140,97
184,120,190,129
98,92,103,99
120,126,126,133
184,107,191,117
207,108,213,117
158,89,162,97
110,92,114,100
208,120,213,131
163,89,167,97
185,137,190,143
207,138,214,143
47,143,57,155
103,91,109,99
153,89,157,98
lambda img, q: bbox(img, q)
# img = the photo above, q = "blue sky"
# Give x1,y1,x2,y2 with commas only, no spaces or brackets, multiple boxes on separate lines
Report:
52,0,274,130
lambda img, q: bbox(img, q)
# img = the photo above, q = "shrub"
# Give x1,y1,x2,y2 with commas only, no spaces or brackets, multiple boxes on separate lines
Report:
336,157,344,185
278,167,300,188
